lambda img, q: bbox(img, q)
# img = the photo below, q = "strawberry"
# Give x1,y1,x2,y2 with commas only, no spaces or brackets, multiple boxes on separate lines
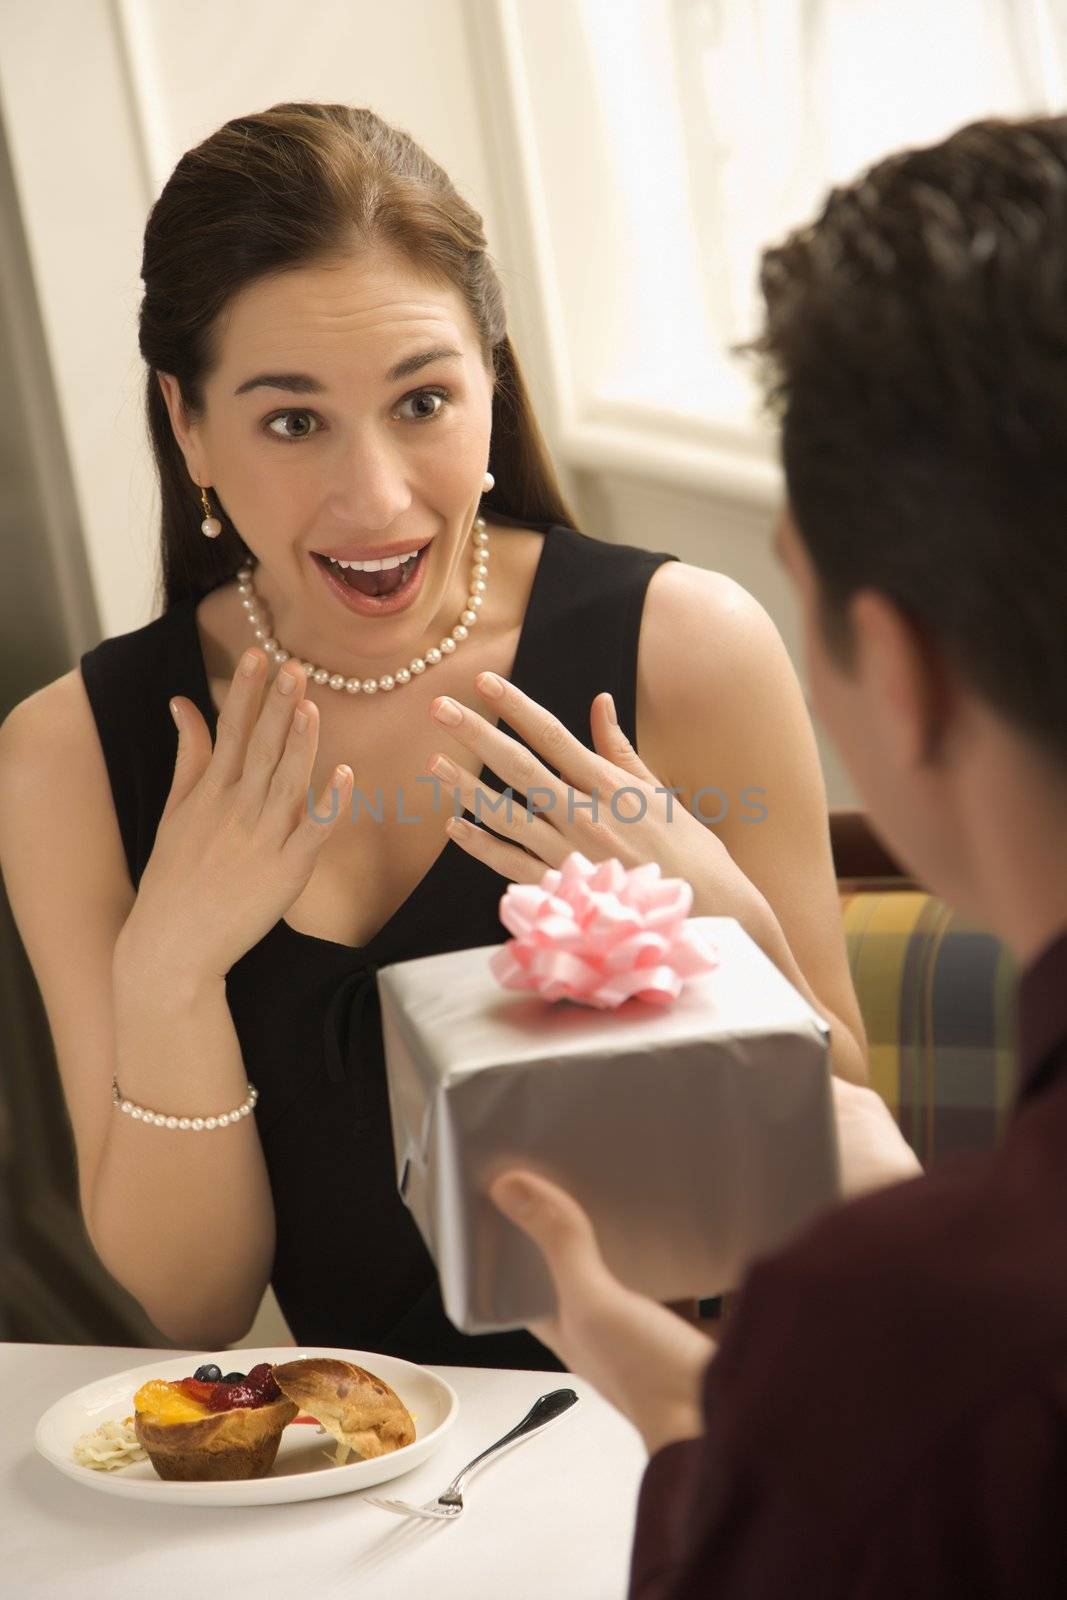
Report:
244,1363,281,1402
207,1381,257,1412
175,1377,218,1406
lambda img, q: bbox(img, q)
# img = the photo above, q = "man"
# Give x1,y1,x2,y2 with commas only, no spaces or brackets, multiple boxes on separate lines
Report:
490,114,1067,1594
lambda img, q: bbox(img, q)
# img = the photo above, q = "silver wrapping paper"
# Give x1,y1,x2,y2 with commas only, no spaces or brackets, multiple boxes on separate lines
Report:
378,916,840,1334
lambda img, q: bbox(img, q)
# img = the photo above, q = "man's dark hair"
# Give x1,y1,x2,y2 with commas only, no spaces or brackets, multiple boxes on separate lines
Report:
737,115,1067,773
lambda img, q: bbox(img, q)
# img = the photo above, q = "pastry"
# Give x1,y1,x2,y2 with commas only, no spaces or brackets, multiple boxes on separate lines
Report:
272,1357,416,1463
131,1363,298,1481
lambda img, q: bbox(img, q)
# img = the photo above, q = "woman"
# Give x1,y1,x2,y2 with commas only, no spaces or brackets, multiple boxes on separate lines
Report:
0,102,867,1367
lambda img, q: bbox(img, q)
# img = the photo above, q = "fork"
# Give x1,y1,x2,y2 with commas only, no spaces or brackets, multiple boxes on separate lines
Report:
364,1387,579,1520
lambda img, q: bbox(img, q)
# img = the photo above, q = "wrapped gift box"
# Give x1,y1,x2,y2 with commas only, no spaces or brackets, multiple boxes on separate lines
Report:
378,915,840,1334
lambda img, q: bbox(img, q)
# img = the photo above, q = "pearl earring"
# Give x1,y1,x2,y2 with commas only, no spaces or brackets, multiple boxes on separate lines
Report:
199,484,222,538
483,470,495,494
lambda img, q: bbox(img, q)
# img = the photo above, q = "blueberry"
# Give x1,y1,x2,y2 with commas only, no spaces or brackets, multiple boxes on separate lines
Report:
194,1363,223,1383
221,1370,246,1383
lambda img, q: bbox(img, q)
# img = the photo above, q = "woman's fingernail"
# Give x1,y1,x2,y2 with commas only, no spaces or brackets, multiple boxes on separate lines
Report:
477,672,505,699
429,754,458,782
605,693,618,727
169,699,181,731
432,697,463,726
240,650,260,677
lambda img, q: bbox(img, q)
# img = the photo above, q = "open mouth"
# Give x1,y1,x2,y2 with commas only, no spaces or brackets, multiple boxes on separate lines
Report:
311,545,427,600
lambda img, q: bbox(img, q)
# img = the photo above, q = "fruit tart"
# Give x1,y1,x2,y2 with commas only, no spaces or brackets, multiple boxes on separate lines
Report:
132,1362,298,1481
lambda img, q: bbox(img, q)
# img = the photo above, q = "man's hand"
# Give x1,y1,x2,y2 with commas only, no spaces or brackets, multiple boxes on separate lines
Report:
489,1171,715,1457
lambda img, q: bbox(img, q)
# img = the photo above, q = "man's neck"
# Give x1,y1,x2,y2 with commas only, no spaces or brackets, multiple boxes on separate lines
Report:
963,750,1067,970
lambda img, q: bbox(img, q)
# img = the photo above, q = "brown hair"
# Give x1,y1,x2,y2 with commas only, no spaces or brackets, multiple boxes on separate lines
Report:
138,102,577,611
735,114,1067,772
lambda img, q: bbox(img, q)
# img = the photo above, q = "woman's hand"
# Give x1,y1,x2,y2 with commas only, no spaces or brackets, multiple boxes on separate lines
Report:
117,650,353,984
489,1170,714,1457
427,673,765,926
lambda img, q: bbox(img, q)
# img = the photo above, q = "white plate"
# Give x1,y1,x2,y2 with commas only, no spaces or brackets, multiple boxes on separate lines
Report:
34,1345,459,1506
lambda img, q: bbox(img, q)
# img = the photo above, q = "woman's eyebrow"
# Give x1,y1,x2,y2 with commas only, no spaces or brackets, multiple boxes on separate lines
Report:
388,345,462,382
233,347,462,398
234,372,324,397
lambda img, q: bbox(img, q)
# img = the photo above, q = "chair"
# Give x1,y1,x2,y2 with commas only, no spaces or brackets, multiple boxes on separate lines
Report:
829,809,1019,1167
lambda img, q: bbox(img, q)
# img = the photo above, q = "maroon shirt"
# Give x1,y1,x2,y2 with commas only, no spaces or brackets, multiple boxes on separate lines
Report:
631,923,1067,1597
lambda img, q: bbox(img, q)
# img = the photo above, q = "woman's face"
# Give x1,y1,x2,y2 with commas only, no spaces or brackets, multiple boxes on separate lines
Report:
158,244,495,672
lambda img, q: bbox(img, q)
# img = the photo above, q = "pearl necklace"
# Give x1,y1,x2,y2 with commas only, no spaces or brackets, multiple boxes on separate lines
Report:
235,516,489,695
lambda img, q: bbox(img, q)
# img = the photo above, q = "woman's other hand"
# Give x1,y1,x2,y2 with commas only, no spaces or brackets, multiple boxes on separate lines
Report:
426,673,765,930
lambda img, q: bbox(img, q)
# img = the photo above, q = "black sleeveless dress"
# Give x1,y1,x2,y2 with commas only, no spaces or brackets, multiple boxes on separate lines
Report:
80,516,679,1367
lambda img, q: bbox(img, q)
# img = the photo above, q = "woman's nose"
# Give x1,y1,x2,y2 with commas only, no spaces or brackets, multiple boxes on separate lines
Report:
330,432,412,530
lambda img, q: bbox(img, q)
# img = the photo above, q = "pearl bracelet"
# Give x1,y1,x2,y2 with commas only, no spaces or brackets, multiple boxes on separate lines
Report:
111,1075,258,1130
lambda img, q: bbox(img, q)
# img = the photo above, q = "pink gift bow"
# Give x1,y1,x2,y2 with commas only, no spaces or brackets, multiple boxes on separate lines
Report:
488,851,719,1009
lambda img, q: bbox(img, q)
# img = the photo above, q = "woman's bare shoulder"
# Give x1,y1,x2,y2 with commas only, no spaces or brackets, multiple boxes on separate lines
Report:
644,558,763,632
640,560,774,694
634,560,799,781
0,666,133,898
1,666,95,757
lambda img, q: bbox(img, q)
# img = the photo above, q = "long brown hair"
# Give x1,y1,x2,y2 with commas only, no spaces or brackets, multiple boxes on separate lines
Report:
138,102,577,612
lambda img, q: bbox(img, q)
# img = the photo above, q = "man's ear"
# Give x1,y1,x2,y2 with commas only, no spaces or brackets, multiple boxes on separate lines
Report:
850,589,956,771
156,371,205,484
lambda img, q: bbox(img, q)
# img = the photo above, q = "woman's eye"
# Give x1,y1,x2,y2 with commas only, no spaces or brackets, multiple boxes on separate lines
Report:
265,410,321,443
263,390,449,440
396,388,450,422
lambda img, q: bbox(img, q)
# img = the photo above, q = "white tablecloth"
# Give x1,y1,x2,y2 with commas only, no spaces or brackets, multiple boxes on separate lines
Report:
3,1342,649,1600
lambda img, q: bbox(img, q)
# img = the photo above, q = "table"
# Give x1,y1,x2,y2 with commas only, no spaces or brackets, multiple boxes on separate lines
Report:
3,1342,650,1599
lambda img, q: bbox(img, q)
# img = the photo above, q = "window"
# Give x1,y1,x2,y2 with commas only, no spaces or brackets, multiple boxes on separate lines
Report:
673,0,1067,353
487,0,1067,495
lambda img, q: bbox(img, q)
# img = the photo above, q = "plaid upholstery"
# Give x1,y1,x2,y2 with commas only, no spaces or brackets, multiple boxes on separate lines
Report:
839,890,1019,1167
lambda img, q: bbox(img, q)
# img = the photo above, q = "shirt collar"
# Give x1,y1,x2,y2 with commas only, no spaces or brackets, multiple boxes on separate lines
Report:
1017,920,1067,1099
